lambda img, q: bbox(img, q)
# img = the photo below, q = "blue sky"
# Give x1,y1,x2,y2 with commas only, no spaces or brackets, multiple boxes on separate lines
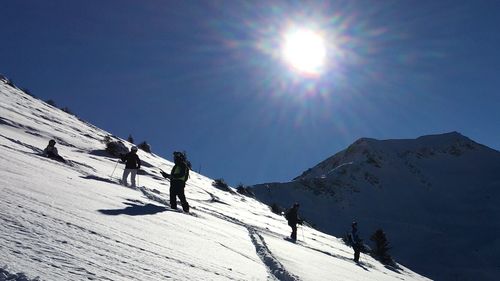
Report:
1,0,499,186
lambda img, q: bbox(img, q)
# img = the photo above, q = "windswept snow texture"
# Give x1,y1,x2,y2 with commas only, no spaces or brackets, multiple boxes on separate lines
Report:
0,82,430,281
253,132,500,281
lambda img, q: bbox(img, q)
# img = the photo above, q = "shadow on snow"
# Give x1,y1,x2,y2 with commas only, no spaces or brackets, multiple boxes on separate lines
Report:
98,200,167,216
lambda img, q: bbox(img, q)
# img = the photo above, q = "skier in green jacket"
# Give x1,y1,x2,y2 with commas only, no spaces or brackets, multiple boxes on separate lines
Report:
162,151,190,212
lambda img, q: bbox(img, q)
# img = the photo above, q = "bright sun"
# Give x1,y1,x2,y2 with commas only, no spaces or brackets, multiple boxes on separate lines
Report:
282,28,326,76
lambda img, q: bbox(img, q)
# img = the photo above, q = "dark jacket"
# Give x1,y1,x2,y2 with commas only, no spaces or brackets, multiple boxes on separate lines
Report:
170,160,189,186
285,207,300,225
121,152,141,169
350,227,362,248
43,145,66,162
43,145,59,157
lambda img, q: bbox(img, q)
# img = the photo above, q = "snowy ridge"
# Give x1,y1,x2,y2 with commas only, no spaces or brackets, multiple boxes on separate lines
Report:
0,80,429,280
253,130,500,280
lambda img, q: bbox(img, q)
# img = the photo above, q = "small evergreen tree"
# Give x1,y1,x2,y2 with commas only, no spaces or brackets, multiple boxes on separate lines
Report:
46,99,56,107
270,202,282,215
127,134,135,144
21,88,35,98
213,178,228,189
211,178,236,194
105,140,128,157
138,141,151,153
236,184,255,197
61,106,73,115
5,78,15,87
370,229,393,264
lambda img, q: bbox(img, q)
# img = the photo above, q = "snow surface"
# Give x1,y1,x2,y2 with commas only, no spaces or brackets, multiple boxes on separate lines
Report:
0,81,430,280
253,129,500,281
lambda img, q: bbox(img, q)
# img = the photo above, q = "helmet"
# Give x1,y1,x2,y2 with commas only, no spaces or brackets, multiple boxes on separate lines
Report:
173,151,184,159
49,139,56,145
131,146,138,152
293,202,300,208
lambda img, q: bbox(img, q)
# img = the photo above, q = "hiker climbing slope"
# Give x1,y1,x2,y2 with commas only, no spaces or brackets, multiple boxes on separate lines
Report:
349,221,363,263
162,151,190,212
285,202,302,241
121,146,141,187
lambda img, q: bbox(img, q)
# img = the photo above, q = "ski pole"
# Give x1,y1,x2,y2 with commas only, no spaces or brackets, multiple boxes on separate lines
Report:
359,244,365,263
301,225,305,241
110,159,120,179
137,172,140,187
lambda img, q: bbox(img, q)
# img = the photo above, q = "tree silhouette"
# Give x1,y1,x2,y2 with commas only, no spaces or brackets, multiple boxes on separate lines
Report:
138,141,151,153
46,99,56,107
127,134,134,144
370,228,393,264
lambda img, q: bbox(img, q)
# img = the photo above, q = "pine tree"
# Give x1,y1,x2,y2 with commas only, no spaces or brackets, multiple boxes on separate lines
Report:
61,106,73,115
370,229,392,264
127,134,134,144
46,99,56,107
138,141,151,153
270,203,282,214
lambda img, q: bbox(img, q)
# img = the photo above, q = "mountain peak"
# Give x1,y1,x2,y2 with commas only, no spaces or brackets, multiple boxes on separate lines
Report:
415,131,468,142
294,131,493,181
254,132,500,281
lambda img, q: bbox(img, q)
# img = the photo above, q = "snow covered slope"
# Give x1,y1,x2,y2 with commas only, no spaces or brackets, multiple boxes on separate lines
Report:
0,80,430,280
252,131,500,281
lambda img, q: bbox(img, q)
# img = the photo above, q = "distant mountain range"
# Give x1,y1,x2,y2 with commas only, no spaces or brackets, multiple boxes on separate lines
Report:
252,132,500,280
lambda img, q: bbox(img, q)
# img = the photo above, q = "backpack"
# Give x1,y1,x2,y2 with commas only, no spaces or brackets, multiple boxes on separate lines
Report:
285,209,292,220
179,152,191,182
184,162,190,182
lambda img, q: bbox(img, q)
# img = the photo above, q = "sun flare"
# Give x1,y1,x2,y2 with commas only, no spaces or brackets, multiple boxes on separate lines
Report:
282,28,326,75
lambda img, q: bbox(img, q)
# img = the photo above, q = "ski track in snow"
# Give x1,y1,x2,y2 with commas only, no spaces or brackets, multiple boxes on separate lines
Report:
248,229,301,281
128,184,300,281
136,186,300,280
188,206,301,281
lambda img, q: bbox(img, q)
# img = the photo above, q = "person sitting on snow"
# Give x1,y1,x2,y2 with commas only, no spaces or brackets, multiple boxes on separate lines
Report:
43,139,67,163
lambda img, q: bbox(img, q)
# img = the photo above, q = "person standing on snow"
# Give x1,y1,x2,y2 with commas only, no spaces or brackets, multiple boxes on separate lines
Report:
121,146,141,187
349,221,363,263
161,151,190,212
43,139,67,163
285,202,302,241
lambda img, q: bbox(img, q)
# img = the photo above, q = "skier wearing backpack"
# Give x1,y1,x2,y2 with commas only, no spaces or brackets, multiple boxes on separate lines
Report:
166,151,190,212
285,202,302,241
349,221,363,263
121,146,141,187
